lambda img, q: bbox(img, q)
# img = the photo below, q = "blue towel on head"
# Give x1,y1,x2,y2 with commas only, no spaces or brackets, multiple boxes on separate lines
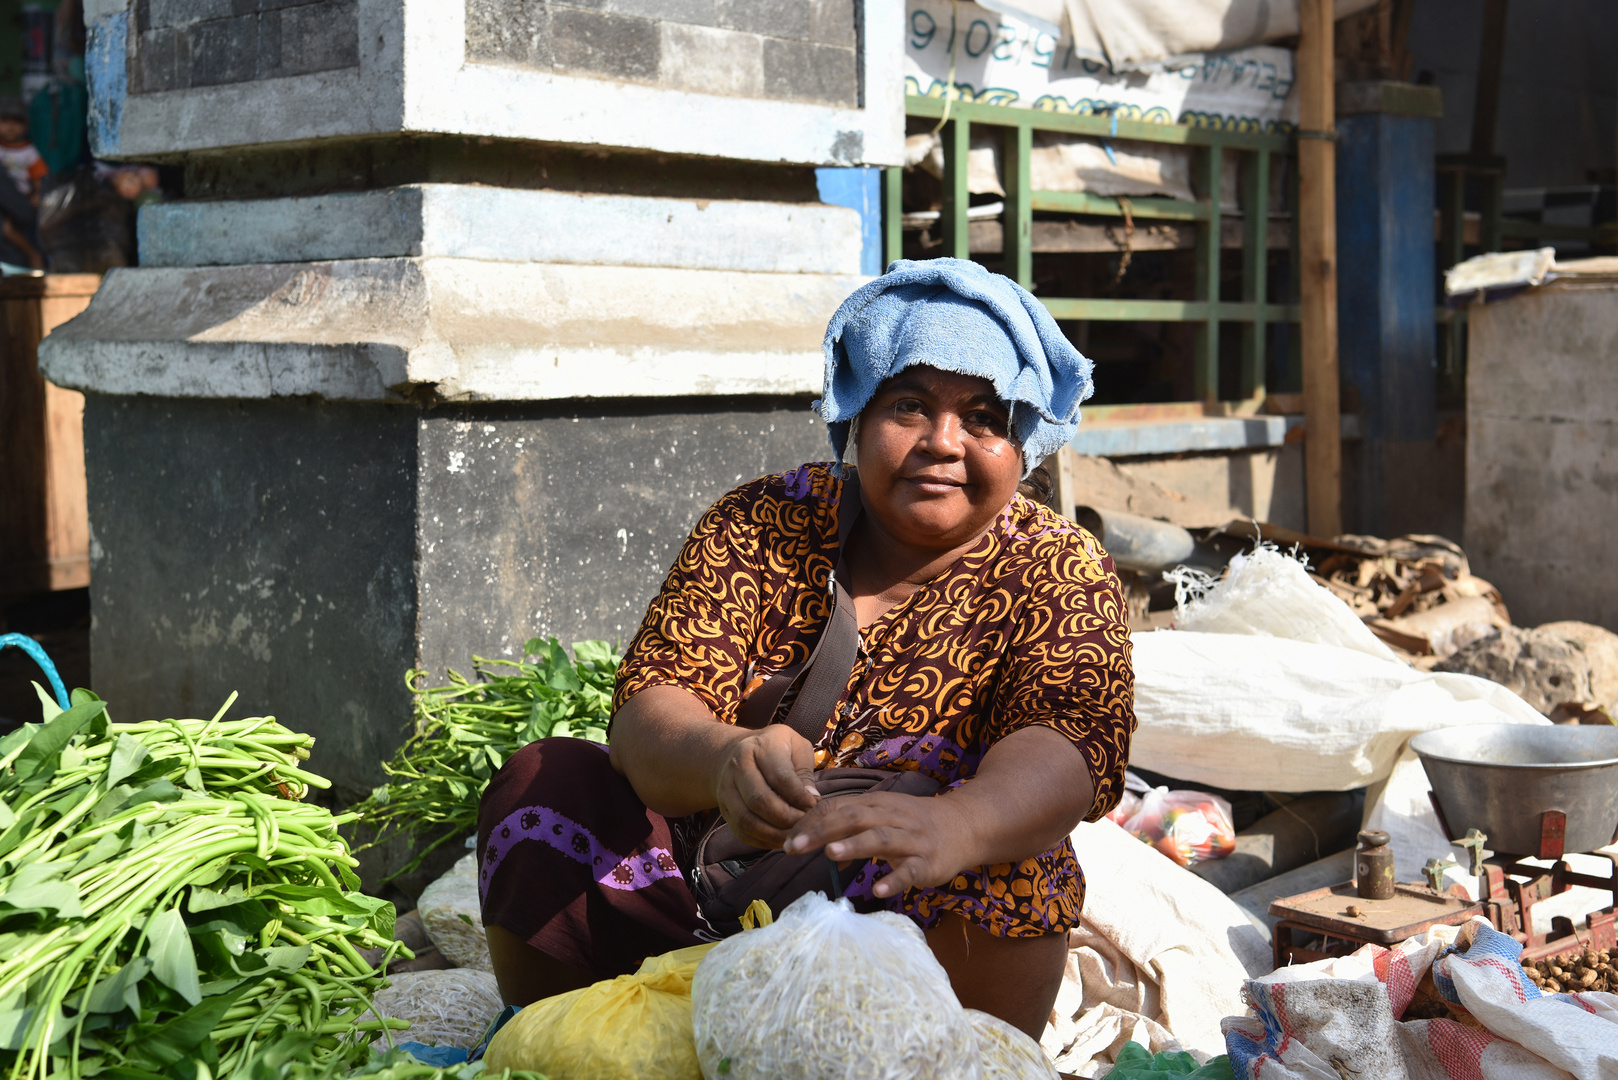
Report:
817,258,1093,475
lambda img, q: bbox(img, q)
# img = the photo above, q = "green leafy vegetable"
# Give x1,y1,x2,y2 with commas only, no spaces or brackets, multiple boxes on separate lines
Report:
355,639,620,875
0,692,411,1080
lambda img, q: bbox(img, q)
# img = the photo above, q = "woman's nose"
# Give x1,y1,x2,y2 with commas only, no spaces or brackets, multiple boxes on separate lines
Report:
920,414,966,457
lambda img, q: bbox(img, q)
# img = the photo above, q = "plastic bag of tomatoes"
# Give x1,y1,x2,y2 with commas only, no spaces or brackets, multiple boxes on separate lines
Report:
1122,786,1237,867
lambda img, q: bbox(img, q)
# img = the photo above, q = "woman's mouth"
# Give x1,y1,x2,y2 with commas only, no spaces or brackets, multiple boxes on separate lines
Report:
906,475,966,493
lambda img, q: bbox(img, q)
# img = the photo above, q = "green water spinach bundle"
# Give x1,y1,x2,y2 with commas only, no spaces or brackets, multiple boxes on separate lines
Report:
0,690,410,1080
357,639,618,873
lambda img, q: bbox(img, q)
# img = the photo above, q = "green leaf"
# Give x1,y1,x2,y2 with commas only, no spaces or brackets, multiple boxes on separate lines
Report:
256,944,313,973
572,640,615,666
0,879,84,920
251,884,388,921
126,779,182,807
84,957,151,1014
187,885,254,913
0,1007,36,1050
123,979,259,1069
13,699,107,782
106,736,150,787
32,683,62,721
147,907,203,1006
71,829,129,874
0,801,14,831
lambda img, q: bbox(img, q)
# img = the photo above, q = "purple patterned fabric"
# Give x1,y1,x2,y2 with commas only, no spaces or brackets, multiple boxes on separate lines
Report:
479,804,682,905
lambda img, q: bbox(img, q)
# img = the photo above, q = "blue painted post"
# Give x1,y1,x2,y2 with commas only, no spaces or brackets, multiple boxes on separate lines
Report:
1335,84,1441,536
814,167,884,276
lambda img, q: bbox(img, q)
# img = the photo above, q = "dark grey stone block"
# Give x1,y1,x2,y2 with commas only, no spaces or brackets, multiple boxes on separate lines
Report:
466,0,552,68
135,28,180,93
83,395,419,805
278,0,360,76
762,37,856,105
149,0,235,29
136,0,153,34
807,0,855,46
187,15,260,86
414,400,827,679
717,0,810,40
550,7,660,82
83,393,827,807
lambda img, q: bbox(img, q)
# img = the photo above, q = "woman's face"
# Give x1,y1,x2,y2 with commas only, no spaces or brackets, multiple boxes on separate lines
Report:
854,366,1024,553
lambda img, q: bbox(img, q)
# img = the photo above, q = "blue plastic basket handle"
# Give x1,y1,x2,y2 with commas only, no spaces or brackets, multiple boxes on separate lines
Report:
0,633,71,712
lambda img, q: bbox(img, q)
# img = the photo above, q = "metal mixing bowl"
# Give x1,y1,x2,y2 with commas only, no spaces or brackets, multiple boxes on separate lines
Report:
1410,724,1618,857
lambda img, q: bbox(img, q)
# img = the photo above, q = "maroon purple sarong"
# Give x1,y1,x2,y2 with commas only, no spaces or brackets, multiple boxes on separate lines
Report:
476,737,713,980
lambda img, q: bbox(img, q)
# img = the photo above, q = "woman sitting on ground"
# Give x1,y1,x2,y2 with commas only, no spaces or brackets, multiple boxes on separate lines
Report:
477,258,1136,1038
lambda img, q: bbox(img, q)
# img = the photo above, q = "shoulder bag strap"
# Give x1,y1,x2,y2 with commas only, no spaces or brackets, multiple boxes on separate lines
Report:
735,472,864,744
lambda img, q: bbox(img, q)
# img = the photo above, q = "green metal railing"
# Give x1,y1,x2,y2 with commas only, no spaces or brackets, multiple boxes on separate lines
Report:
888,94,1302,403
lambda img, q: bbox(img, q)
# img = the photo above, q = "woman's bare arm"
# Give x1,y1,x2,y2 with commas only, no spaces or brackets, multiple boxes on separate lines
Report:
608,684,822,848
781,724,1095,897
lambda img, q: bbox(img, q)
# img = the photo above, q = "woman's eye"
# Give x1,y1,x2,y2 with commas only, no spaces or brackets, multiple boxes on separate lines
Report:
966,411,1006,433
892,399,927,417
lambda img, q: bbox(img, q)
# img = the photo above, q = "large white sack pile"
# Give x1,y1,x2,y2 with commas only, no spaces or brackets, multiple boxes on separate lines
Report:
1134,546,1547,878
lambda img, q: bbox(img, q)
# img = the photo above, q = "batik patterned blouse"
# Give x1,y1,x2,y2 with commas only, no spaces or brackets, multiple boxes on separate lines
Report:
613,462,1135,938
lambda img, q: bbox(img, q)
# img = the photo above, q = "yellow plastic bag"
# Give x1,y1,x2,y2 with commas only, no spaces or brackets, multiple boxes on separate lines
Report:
483,941,717,1080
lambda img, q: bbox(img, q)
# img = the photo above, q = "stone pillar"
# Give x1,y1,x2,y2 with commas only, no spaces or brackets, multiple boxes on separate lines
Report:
1334,80,1443,537
49,0,901,804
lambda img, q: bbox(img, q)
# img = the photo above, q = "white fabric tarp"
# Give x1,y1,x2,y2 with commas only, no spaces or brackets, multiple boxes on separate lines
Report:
904,0,1299,122
1068,0,1378,71
1042,818,1272,1076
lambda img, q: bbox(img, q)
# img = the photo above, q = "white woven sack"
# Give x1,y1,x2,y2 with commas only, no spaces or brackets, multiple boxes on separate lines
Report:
1130,630,1546,793
1223,919,1618,1080
370,968,504,1051
417,852,493,971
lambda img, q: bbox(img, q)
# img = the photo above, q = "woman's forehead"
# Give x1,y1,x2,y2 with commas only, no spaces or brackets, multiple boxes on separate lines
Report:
878,365,1002,405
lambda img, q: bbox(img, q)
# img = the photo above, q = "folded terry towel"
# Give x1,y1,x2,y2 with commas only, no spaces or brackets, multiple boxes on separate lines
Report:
817,257,1094,474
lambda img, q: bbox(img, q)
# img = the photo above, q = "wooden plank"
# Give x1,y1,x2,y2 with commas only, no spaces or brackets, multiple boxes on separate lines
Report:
0,275,98,597
1044,446,1081,520
1471,0,1508,156
1039,297,1301,322
0,288,48,593
1240,147,1271,399
1030,190,1208,221
941,118,971,260
882,166,903,270
1002,124,1033,288
1193,141,1223,401
1297,0,1343,537
1042,298,1212,321
955,215,1292,255
904,95,1293,153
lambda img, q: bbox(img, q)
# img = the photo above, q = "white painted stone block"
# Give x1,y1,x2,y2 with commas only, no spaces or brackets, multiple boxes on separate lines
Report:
138,185,863,274
87,0,903,166
39,258,867,403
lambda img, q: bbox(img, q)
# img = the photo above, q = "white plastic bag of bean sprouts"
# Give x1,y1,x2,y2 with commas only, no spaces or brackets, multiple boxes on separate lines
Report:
416,851,493,971
692,892,987,1080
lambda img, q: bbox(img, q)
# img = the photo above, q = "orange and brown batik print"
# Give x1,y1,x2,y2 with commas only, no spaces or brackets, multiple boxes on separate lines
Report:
614,462,1136,938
